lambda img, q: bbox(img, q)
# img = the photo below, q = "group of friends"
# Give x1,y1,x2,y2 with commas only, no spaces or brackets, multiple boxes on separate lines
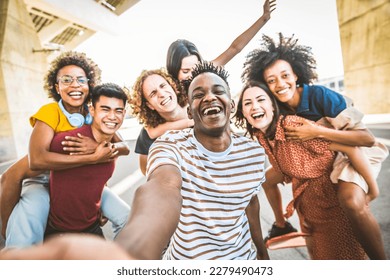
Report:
0,0,388,260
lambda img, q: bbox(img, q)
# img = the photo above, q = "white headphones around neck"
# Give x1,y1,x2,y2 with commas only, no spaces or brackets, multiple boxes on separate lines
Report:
58,99,93,128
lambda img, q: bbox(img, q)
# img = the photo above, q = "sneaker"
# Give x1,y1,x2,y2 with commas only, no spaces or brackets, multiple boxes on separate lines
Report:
264,221,298,244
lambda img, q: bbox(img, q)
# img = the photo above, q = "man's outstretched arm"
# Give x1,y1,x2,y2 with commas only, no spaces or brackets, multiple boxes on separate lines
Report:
115,164,182,259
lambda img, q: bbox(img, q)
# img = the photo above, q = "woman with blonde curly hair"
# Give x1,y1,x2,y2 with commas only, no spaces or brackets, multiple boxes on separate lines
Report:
1,51,130,248
130,69,187,129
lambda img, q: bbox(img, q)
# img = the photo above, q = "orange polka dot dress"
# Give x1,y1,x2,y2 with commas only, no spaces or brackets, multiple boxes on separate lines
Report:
257,115,366,259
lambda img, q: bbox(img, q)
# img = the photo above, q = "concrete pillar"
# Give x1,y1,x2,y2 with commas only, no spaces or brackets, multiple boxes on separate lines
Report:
0,0,50,163
337,0,390,114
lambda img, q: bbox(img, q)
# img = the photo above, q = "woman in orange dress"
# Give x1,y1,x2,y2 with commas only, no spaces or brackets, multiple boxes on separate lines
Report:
234,81,372,259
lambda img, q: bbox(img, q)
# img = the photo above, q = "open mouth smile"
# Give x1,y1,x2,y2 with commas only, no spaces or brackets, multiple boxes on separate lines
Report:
251,112,265,119
202,106,222,116
161,96,172,106
104,121,118,129
276,87,289,95
68,92,83,99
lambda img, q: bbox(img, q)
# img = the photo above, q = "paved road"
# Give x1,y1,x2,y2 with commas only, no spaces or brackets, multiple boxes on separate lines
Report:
1,123,389,259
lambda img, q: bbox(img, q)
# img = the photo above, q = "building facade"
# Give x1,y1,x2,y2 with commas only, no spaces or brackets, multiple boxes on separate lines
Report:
336,0,390,114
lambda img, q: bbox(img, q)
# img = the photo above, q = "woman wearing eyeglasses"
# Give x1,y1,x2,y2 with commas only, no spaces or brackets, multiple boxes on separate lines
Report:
0,51,130,248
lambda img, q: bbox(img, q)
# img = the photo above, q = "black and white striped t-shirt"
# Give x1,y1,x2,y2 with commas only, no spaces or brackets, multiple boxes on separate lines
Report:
147,129,266,260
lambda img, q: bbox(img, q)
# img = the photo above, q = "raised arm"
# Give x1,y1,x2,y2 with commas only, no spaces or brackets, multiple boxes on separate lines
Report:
212,0,276,66
115,165,182,259
145,119,194,139
28,121,116,171
329,142,379,202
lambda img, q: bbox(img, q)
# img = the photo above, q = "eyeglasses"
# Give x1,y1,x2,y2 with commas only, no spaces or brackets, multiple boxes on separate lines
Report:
57,75,89,86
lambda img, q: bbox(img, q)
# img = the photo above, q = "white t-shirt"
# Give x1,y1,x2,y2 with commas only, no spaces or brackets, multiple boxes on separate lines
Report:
147,129,266,260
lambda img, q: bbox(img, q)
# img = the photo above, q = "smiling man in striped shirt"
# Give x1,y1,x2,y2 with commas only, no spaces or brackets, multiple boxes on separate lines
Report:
116,62,269,260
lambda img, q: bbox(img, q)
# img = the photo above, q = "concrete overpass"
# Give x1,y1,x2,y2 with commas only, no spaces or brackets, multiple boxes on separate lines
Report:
0,0,140,163
1,0,389,163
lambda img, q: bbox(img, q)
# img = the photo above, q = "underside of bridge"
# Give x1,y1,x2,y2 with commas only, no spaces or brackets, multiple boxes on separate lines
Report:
0,0,140,162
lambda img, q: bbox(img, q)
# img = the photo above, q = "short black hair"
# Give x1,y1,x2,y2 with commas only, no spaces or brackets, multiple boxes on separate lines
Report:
181,61,229,95
91,83,128,107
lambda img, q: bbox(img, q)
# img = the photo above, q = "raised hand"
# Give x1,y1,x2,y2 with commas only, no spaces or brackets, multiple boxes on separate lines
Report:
262,0,277,21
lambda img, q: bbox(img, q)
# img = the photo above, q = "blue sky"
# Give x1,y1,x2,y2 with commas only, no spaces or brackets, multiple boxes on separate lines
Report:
76,0,343,94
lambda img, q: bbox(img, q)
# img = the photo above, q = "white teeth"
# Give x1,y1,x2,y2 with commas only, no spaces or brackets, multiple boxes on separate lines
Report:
161,97,171,106
69,92,82,96
104,122,116,128
203,107,221,115
277,88,288,94
252,112,264,119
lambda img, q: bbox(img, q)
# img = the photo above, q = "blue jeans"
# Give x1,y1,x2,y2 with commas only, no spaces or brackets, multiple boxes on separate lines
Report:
5,174,130,248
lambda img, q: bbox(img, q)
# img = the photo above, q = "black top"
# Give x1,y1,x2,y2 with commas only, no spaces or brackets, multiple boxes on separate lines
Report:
134,127,156,155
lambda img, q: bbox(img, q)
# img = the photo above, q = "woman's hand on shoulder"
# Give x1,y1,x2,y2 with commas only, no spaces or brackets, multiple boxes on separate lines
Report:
62,133,98,155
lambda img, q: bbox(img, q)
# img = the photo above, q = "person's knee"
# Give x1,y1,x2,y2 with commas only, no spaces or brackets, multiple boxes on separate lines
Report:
111,208,130,232
338,192,368,219
338,182,366,208
22,185,49,203
101,187,130,225
18,186,50,218
6,202,47,247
